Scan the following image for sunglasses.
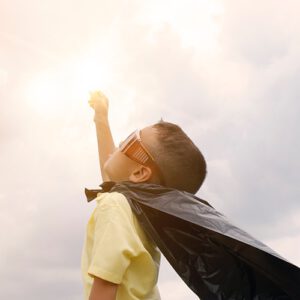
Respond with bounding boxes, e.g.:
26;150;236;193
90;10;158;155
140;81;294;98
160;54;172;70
119;129;165;185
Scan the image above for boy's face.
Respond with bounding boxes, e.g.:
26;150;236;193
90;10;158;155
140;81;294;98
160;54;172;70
103;126;158;183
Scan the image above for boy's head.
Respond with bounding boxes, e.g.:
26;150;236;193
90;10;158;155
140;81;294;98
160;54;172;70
103;120;207;194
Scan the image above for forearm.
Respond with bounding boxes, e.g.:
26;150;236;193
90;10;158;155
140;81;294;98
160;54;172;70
94;114;116;181
89;290;116;300
89;276;118;300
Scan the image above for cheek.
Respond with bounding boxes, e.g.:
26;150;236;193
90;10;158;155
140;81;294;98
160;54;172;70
104;152;133;178
104;153;117;172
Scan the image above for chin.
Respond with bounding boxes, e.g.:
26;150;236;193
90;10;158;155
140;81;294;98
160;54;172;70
103;166;117;182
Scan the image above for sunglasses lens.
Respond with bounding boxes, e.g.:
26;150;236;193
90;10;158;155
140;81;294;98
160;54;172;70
120;131;136;151
118;129;165;184
120;130;149;164
126;143;149;164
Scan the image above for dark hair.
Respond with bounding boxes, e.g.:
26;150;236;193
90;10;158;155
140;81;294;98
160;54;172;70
150;120;207;194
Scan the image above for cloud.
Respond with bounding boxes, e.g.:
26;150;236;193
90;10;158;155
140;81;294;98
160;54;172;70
158;256;197;300
0;68;7;86
220;0;300;64
266;232;300;266
0;0;299;299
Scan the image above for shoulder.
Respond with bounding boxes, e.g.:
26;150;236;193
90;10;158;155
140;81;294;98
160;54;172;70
93;192;133;220
95;191;129;207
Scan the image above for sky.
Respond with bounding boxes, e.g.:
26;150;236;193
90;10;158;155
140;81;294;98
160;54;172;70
0;0;300;299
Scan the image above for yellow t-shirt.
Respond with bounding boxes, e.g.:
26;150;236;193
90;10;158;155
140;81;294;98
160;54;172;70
81;191;161;300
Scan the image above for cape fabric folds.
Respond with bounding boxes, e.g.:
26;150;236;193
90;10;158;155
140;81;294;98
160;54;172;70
85;181;300;300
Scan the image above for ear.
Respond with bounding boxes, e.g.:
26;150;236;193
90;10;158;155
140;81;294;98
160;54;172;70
129;165;152;183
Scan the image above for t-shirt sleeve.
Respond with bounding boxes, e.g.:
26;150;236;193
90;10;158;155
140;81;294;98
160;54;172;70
87;192;141;284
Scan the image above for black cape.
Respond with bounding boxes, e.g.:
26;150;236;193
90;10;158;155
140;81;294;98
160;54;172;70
85;181;300;300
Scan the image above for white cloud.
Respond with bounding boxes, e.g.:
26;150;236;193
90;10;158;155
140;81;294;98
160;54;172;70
159;279;196;300
1;0;299;299
158;256;197;300
265;233;300;266
136;0;223;54
0;69;8;86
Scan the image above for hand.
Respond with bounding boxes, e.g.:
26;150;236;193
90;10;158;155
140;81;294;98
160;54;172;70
89;90;109;118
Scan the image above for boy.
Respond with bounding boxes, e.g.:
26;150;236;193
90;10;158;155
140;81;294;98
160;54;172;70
81;91;207;300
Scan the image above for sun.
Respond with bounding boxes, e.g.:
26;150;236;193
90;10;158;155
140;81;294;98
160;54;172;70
24;53;113;117
71;54;113;101
23;50;136;138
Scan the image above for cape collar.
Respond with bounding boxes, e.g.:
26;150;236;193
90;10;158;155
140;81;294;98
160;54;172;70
85;181;116;202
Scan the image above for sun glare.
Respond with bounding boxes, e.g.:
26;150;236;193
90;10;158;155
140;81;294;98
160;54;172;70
24;53;113;116
0;69;8;87
71;55;112;101
25;73;63;115
23;49;136;137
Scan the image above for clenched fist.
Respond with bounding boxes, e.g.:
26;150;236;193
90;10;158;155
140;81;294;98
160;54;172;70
89;90;109;119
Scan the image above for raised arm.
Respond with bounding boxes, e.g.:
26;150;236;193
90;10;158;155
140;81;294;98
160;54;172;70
89;91;116;182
